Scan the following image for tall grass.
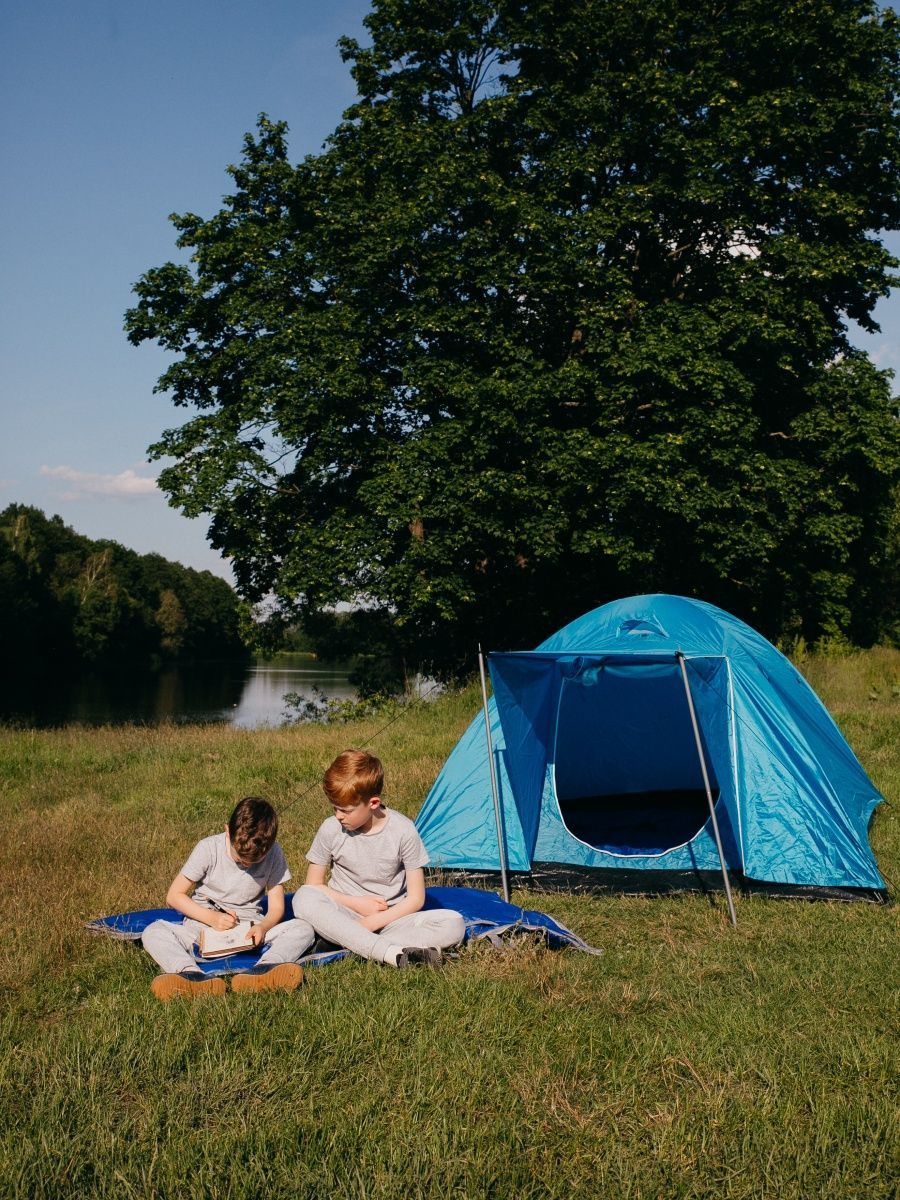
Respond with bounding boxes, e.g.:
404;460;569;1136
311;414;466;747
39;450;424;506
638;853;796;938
1;660;897;1199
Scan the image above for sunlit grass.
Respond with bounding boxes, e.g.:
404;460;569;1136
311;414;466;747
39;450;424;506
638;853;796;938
0;663;897;1198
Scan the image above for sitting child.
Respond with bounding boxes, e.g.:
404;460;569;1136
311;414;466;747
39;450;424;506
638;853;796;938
143;796;314;1000
294;750;465;966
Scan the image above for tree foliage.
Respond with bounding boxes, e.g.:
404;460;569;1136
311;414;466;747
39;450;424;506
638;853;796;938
127;0;900;676
0;505;245;669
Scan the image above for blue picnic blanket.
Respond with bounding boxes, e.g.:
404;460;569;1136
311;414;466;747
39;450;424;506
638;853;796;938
86;886;601;976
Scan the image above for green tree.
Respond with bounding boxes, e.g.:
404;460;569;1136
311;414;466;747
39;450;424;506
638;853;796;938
126;0;900;676
155;588;188;656
0;504;246;669
68;549;133;662
0;506;79;662
0;538;43;664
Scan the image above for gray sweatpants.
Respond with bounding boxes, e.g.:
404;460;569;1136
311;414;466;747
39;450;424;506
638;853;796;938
141;916;315;975
293;885;465;965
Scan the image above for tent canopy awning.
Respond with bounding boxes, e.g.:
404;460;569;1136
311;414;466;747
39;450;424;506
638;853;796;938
489;650;726;666
486;650;732;868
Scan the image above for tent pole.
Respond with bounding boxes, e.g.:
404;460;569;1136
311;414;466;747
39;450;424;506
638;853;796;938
478;645;510;903
676;652;738;927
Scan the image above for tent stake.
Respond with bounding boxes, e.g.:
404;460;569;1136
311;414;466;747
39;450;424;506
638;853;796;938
676;652;738;927
479;645;510;903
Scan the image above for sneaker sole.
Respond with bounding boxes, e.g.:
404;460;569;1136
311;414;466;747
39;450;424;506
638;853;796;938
231;964;304;994
151;974;226;1002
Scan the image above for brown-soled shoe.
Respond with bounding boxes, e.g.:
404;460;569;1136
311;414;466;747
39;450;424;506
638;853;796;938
231;963;304;994
150;972;227;1002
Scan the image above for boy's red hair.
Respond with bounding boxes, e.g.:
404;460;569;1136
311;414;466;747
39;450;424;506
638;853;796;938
323;750;384;807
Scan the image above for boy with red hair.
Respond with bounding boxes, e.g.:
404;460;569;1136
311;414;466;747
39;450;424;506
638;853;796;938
295;750;464;966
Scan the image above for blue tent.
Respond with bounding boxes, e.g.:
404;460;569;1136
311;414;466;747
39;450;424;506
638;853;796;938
416;595;885;895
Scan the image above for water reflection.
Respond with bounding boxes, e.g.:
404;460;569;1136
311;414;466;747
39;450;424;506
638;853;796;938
0;655;355;729
230;659;356;729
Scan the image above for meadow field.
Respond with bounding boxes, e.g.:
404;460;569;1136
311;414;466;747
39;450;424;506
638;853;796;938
1;652;898;1199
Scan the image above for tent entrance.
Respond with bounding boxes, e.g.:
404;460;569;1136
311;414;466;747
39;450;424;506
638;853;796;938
559;790;718;855
552;660;721;857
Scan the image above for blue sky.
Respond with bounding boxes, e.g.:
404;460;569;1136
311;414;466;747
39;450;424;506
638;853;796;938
0;0;369;580
1;0;898;583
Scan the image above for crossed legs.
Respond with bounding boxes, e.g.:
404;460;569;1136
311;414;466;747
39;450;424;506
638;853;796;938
293;885;465;965
142;915;315;975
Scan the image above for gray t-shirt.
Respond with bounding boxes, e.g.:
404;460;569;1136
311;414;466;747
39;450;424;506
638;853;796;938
306;809;429;905
181;833;291;920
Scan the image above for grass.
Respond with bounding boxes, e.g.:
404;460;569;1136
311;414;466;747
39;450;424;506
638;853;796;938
1;659;898;1199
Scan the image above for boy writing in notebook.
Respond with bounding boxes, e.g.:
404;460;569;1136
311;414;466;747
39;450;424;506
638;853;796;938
294;750;465;966
142;796;314;1000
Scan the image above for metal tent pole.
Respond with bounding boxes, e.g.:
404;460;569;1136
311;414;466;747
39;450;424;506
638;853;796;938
478;645;510;903
676;652;738;927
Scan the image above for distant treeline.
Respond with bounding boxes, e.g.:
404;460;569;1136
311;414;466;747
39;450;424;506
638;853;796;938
0;505;246;669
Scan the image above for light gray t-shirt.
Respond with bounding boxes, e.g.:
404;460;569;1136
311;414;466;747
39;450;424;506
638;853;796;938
306;809;429;905
180;833;291;920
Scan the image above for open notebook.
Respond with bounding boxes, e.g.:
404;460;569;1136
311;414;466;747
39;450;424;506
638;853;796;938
197;921;255;959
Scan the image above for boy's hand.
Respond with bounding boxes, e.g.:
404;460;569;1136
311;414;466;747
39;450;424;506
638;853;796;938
247;925;266;947
210;911;238;932
353;895;389;916
359;911;391;932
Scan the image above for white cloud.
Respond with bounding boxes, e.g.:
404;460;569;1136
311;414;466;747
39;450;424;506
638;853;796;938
40;464;160;500
871;343;899;368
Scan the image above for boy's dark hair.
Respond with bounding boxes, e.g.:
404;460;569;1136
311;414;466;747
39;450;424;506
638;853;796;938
323;750;384;807
228;797;278;862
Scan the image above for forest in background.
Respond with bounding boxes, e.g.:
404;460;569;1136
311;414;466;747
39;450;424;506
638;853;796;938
0;504;245;671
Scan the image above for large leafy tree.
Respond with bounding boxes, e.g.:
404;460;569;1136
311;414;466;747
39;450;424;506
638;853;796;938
127;0;900;677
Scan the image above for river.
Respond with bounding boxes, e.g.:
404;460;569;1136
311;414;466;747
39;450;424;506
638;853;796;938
1;654;356;729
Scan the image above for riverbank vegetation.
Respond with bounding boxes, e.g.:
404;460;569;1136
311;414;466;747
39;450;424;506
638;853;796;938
1;649;897;1197
0;504;244;669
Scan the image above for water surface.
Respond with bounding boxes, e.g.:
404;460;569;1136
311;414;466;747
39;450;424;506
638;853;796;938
1;654;355;729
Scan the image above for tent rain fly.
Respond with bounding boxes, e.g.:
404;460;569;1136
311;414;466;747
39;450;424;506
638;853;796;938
416;596;886;899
